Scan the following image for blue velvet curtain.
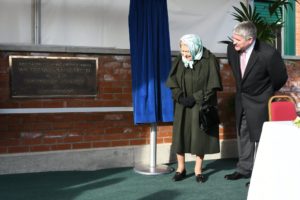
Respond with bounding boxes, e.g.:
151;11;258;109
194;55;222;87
128;0;173;124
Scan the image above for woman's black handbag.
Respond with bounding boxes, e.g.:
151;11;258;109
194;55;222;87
199;103;220;132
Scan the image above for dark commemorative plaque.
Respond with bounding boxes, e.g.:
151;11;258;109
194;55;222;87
9;56;98;98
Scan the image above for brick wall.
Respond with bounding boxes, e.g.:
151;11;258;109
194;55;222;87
0;51;299;154
0;51;174;154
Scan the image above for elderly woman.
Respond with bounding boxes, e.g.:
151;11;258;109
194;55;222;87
166;34;222;183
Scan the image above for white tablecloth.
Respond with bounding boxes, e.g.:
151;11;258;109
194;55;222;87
247;121;300;200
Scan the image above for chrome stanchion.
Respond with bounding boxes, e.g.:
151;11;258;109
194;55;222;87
134;123;173;175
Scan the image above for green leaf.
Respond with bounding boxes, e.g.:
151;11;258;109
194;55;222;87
223;0;299;46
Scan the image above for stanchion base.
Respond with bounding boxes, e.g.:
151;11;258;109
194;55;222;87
134;164;174;175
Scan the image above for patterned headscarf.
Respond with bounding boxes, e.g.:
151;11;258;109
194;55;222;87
180;34;203;69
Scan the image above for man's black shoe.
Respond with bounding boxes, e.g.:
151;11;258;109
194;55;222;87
224;172;251;180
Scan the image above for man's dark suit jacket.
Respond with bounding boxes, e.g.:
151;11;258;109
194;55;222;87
227;40;288;142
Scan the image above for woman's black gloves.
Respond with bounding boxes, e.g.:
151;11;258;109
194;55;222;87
178;96;196;108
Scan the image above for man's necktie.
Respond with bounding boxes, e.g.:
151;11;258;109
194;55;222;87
240;51;247;77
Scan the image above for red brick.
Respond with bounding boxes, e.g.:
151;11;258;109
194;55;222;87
3;116;22;125
0;102;19;108
66;114;89;122
99;93;114;99
66;101;86;107
109;121;134;128
123;87;132;93
43;138;57;144
0;146;7;153
103;61;122;69
85;128;105;135
163;138;172;143
219;127;224;134
0;131;19;139
120;133;144;139
111;140;129;147
83;114;104;121
46;114;75;122
31;123;53;131
102;87;123;93
8;146;29;153
7;124;25;132
156;138;163;144
44;130;68;138
113;93;132;100
82;101;103;107
19;101;43;108
100;100;131;107
157;132;172;137
104;133;126;140
21;138;43;145
105;127;127;134
64;136;83;143
104;114;125;121
52;122;73;129
51;144;72;151
42;101;65;108
84;135;103;141
99;82;114;88
30;145;51;152
92;141;111;148
157;126;173;132
130;139;147;145
72;143;92;149
73;122;94;130
20;115;38;123
0;139;19;146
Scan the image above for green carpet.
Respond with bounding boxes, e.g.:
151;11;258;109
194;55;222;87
0;158;249;200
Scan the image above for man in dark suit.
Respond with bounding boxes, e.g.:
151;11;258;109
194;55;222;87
224;21;288;185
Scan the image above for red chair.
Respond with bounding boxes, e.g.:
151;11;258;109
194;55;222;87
268;95;297;121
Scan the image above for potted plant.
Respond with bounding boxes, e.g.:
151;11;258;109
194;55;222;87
222;1;299;47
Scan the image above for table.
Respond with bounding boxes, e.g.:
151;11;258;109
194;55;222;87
247;121;300;200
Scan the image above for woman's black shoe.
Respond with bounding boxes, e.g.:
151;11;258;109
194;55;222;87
195;174;205;183
172;169;186;181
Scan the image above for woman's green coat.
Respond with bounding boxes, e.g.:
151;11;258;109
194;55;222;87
166;48;223;155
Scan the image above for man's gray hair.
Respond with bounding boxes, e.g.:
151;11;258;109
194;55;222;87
233;21;257;40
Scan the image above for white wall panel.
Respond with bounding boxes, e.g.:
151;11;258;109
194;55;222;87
41;0;130;48
0;0;243;53
168;0;241;53
0;0;32;43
